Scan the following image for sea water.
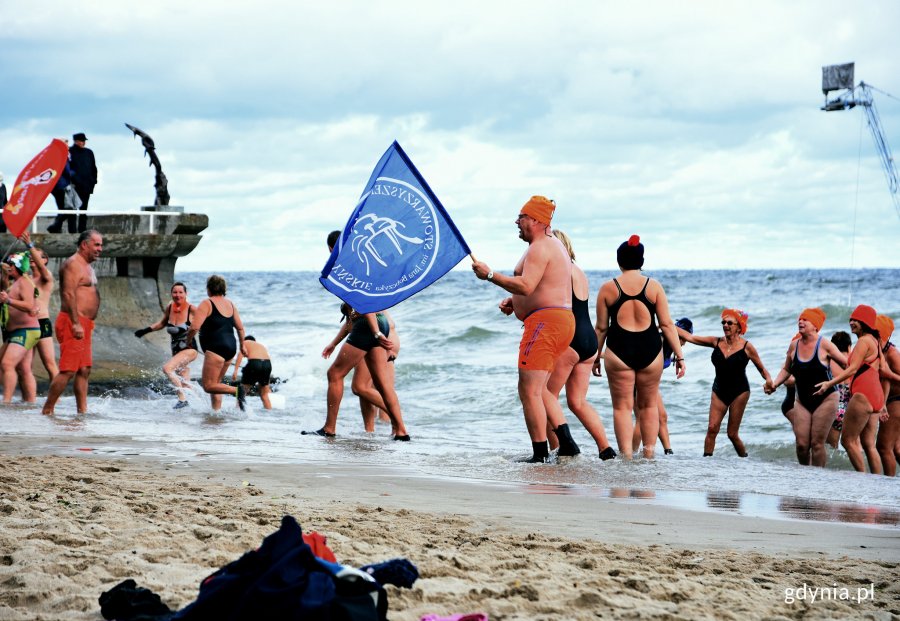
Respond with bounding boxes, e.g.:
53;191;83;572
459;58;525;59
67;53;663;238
3;269;899;525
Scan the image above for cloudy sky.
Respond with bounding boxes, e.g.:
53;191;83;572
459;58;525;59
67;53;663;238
2;1;899;272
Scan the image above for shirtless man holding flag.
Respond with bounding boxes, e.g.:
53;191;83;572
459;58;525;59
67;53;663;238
472;196;580;463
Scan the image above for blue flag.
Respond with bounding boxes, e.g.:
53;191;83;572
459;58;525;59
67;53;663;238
320;141;470;314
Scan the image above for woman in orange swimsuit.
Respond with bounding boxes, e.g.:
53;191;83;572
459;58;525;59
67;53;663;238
814;305;887;473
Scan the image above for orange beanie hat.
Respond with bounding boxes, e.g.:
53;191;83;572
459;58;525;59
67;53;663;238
850;304;877;330
798;308;826;331
722;309;748;335
876;314;894;345
520;195;555;225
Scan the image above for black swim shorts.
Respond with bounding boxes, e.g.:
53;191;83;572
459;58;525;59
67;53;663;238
241;359;272;386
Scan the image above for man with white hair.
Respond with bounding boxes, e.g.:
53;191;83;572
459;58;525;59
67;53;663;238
42;230;103;415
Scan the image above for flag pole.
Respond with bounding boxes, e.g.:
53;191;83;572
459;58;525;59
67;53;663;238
0;238;18;264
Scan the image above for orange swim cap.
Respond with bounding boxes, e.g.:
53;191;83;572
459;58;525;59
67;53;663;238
849;304;877;331
520;195;555;225
798;308;826;331
876;314;894;346
722;309;748;335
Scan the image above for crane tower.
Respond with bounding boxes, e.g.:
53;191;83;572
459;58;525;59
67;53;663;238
821;62;900;219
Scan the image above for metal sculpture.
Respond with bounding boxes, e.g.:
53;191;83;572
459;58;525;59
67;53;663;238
125;123;170;206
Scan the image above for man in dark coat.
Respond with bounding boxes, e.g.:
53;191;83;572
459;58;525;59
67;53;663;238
68;132;97;233
0;171;7;233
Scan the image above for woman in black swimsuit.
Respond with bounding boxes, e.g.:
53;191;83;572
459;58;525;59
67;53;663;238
134;282;199;409
593;235;685;459
765;308;847;467
678;309;771;457
544;231;615;460
185;275;248;411
308;307;410;440
319;231;400;434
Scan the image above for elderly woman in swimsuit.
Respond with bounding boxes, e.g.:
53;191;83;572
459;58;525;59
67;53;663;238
765;308;847;467
814;305;889;474
544;230;615;460
134;282;200;409
875;315;900;476
185;275;248;412
593;235;685;459
678;309;771;457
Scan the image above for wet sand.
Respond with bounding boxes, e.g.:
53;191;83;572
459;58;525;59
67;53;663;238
0;445;898;620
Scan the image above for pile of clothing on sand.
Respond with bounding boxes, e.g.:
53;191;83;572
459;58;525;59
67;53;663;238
98;514;487;621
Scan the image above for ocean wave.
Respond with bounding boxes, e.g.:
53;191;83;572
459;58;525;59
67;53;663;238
450;325;503;342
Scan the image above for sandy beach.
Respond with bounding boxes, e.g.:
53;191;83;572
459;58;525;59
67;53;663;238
1;439;898;621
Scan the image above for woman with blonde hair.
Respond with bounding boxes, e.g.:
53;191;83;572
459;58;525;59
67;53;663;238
546;230;615;460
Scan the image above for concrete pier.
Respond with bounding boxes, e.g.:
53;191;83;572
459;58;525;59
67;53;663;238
1;210;208;384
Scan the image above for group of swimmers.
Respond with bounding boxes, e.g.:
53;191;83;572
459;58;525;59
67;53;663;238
468;196;900;475
133;275;275;411
586;237;898;476
0;233;57;405
670;305;899;476
0;230;274;413
766;307;899;476
123;213;900;480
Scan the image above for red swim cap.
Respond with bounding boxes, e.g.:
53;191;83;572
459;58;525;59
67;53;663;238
849;304;877;330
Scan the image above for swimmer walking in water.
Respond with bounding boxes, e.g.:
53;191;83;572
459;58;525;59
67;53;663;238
545;230;615;461
134;282;200;408
473;196;580;463
678;309;771;457
593;235;685;460
765;308;847;467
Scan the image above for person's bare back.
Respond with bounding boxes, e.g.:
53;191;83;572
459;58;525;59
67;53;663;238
243;339;269;360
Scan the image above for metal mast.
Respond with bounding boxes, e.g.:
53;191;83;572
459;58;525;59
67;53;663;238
822;63;900;218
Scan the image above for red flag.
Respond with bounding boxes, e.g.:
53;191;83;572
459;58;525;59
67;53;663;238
3;138;69;237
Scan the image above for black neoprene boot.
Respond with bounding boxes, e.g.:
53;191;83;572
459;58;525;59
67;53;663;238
554;423;581;457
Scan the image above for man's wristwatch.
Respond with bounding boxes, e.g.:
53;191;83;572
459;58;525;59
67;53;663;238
375;331;384;339
486;271;494;281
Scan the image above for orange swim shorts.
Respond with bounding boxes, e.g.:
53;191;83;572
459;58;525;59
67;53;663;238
56;314;95;373
518;308;575;371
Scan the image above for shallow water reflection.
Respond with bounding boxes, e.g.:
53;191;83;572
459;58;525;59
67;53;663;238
519;482;900;528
